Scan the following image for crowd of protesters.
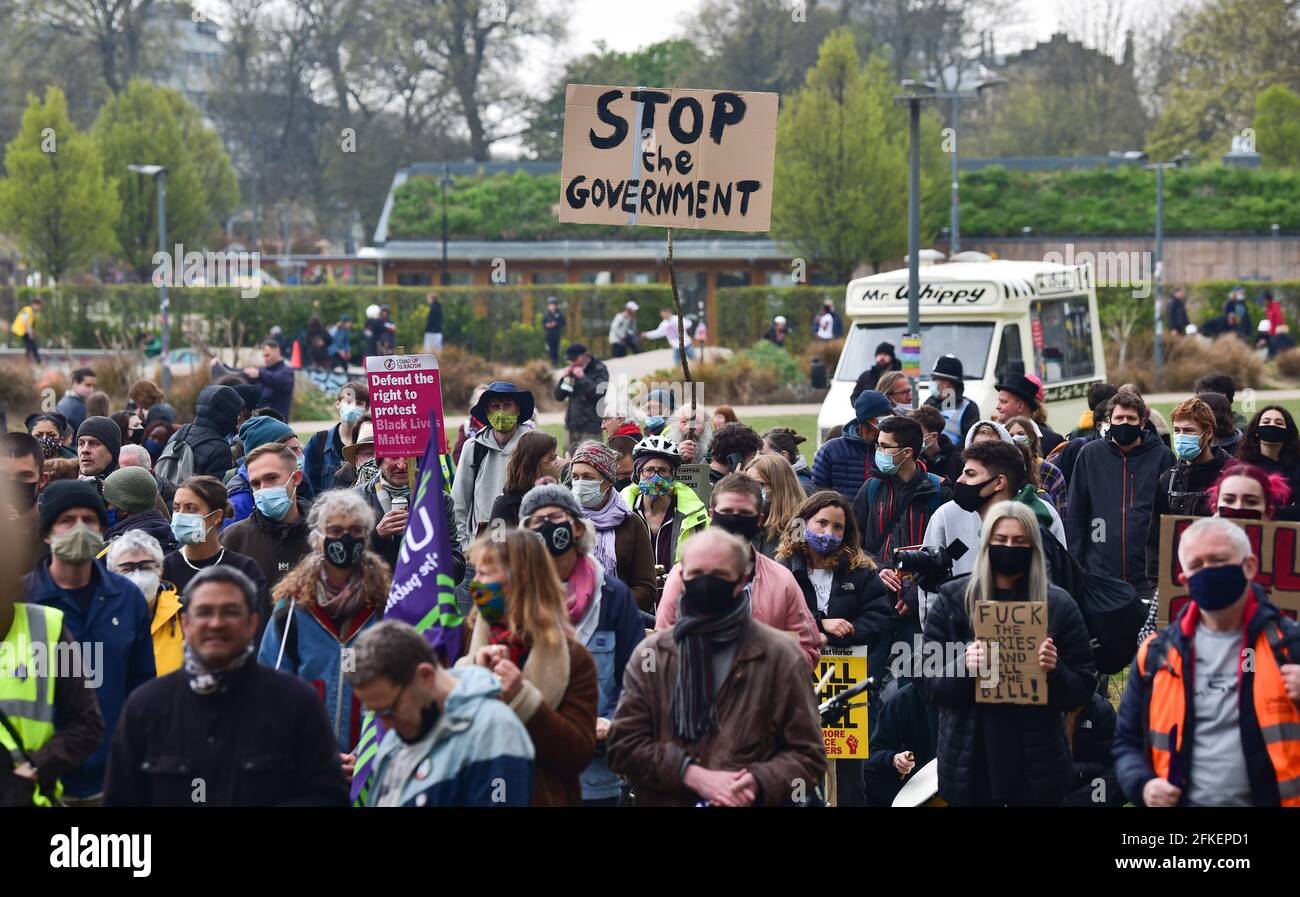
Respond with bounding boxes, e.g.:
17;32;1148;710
4;312;1300;812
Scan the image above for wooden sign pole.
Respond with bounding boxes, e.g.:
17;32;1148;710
395;346;418;491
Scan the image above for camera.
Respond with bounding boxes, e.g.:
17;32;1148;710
892;540;966;593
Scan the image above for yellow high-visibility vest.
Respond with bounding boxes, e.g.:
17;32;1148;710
0;603;64;807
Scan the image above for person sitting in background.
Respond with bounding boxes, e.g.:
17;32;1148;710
707;422;762;485
488;430;560;530
742;453;806;559
761;427;814;494
106;530;183;676
910;404;962;487
102;467;177;553
1237;405;1300;506
566;442;656;613
1004;416;1067;519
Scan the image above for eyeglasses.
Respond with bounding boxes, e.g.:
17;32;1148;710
115;561;161;575
188;605;250;622
640;466;673;477
373;684;407;719
524;511;570;528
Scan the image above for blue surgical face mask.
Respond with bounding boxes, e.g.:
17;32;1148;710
254;484;293;520
572;478;607;509
875;447;904;476
340;403;363;424
295;452;306;472
171;511;214;545
646;415;667;431
1174;433;1204;461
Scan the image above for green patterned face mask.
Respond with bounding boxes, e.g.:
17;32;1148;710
487;410;518;432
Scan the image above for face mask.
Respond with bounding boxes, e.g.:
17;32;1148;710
533;519;574;557
470;579;506;624
1257;424;1288;444
1218;506;1263;520
572;478;606;509
49;522;102;564
804;528;843;554
487;410;518;432
988;545;1034;577
124;570;161;601
953;477;996;513
1173;434;1204;461
145;438;164;457
295;452;306;472
254;484;293;520
38;435;61;459
1186;563;1249;611
1108;422;1142;446
640;474;673;498
713;511;761;541
645;415;667;432
172;511;213;545
760;488;771;515
340;404;363;424
923;435;938;455
324;533;366;568
10;481;37;512
615;477;633;493
681;573;740;617
875;448;905;476
397;701;442;745
1011;434;1029;446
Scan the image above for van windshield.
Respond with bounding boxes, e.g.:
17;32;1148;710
836;322;995;382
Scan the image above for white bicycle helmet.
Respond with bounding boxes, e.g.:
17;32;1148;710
633;434;681;462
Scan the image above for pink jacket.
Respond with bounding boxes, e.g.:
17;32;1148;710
655;550;823;668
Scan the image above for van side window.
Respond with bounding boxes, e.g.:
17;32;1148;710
1032;299;1095;382
995;323;1022;379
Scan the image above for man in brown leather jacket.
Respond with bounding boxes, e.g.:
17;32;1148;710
607;529;826;806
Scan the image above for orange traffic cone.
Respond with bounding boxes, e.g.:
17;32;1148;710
290;339;303;369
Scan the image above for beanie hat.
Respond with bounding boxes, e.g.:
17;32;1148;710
520;483;583;521
77;415;122;460
234;384;263;413
38;479;108;536
239;415;295;454
102;466;160;513
853;390;892;425
571;440;619;481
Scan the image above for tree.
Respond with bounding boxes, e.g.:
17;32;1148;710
773;29;942;280
1145;0;1300;161
17;0;158;94
163;90;240;232
1256;84;1300;168
93;80;209;276
688;0;840;96
0;87;120;281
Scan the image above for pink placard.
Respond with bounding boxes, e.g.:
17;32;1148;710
365;354;447;457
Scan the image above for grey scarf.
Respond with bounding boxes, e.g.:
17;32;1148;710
183;641;254;695
671;594;751;742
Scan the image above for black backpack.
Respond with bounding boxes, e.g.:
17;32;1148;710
1039;525;1145;674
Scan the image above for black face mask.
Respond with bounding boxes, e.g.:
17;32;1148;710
10;480;37;512
397;700;441;745
324;533;366;568
1257;424;1288;445
534;519;574;557
614;477;633;493
1218;506;1263;520
988;545;1034;577
1109;423;1142;446
953;477;996;513
712;511;761;541
682;573;741;616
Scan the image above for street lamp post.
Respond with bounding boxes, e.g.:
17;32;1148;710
128;164;169;390
441;164;451;287
894;81;937;405
928;79;1005;256
1145;150;1191;390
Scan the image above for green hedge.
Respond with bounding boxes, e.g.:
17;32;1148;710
928;165;1300;237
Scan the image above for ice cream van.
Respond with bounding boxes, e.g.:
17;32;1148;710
817;256;1106;445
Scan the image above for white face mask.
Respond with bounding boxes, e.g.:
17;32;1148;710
572;478;607;509
124;570;161;601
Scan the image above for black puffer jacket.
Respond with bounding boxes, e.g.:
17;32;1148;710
181;385;242;478
554;356;609;433
782;550;892;649
922;576;1096;806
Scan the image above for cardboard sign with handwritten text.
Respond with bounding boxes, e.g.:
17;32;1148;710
973;600;1048;705
1157;515;1300;627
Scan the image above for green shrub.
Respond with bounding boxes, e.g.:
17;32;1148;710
499;323;545;364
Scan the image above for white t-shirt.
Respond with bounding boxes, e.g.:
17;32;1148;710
809;567;834;614
817;312;835;340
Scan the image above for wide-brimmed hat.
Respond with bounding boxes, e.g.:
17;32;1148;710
342;420;374;465
930;354;964;382
994;372;1040;411
470;381;535;426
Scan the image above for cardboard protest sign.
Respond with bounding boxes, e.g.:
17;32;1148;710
675;463;712;507
365;354;448;457
558;84;778;231
973;601;1048;705
1157;515;1300;627
812;646;869;758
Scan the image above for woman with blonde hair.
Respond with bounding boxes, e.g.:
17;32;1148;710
744;453;810;558
924;501;1095;806
258;489;391;757
460;527;598;807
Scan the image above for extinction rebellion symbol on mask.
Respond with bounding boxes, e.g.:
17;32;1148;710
551;527;571;553
328;542;347;565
